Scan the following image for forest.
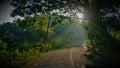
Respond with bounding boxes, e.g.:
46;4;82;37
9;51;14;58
0;0;120;68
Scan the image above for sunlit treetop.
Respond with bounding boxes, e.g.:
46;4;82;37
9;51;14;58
10;0;78;17
11;0;120;19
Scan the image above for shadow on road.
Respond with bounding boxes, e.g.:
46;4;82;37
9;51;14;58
84;51;119;68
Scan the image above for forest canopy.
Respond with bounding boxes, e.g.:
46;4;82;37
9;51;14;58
0;0;120;68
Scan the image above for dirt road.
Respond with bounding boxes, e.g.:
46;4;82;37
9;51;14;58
23;44;114;68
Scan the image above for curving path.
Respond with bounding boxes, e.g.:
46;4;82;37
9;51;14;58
23;43;114;68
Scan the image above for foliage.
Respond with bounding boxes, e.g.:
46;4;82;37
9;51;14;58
10;0;120;50
83;20;120;62
83;20;112;53
103;16;120;32
0;13;74;68
109;31;120;49
0;0;119;67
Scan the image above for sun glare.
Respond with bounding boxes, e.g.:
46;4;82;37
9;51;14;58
77;13;84;19
76;12;84;24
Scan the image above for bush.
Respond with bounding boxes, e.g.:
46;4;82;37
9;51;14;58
83;21;112;56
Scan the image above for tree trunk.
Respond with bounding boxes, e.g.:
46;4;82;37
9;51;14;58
45;15;50;43
84;0;115;47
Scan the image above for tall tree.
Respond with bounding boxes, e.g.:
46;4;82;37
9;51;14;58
11;0;120;45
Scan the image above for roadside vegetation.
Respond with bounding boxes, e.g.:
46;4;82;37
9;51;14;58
0;14;74;68
82;20;120;63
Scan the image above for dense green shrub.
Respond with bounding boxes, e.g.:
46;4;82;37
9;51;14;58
83;21;112;55
0;14;73;68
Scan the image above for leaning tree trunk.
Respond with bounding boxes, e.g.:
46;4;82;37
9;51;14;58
84;0;115;47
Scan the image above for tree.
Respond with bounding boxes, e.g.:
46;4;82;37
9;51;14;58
11;0;120;46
